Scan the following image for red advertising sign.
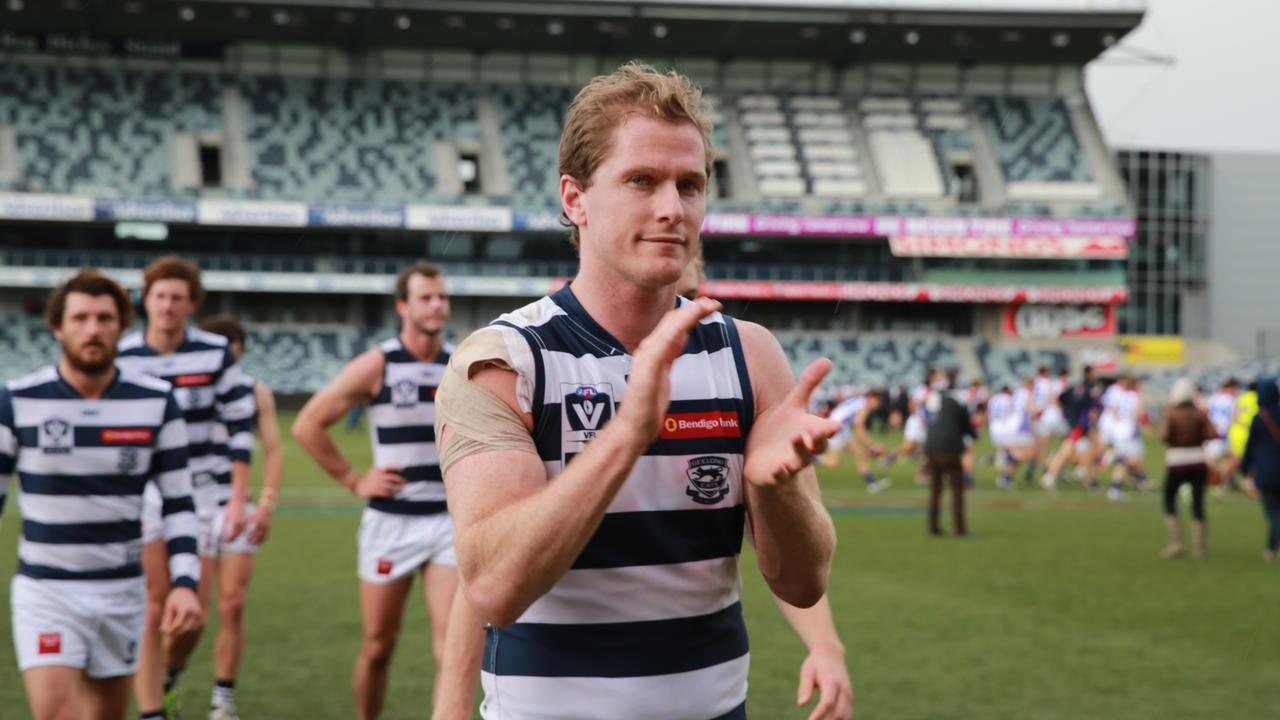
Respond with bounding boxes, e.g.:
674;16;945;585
1002;304;1117;339
889;235;1128;260
696;280;1128;305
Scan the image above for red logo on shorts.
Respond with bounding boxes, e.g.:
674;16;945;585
376;559;393;576
38;633;61;655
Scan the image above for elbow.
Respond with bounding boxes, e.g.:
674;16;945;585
773;577;828;610
290;419;312;446
462;573;529;628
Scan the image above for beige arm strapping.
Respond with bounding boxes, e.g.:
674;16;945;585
436;329;539;477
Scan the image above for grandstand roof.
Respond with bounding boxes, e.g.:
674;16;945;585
6;0;1143;63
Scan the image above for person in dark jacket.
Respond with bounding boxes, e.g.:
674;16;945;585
924;370;976;536
1242;375;1280;562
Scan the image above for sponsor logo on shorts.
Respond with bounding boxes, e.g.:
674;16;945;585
101;428;154;444
661;411;741;440
376;559;393;576
685;456;731;505
174;373;213;387
38;633;61;655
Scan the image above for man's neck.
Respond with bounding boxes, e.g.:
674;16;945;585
58;359;116;399
145;325;186;355
400;326;444;363
571;264;678;353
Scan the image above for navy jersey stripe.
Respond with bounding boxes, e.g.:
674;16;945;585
166;536;198;557
19;472;149;496
367;499;448;516
150;447;188;474
23;518;141;544
721;316;756;438
711;701;748;720
182;405;217;425
19;560;142;581
485;601;748;678
371;384;440;407
11;381;168;402
572;506;745;570
400;465;444;482
375;425;436;445
161;496;196;516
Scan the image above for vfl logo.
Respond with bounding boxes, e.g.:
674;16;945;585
685;456;731;505
391;379;418;408
564;384;614;432
40;417;72;455
118;447;139;473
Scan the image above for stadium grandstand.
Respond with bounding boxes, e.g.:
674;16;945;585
0;0;1255;401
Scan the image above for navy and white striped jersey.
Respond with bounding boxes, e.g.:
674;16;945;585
365;337;452;516
0;366;199;591
116;327;255;517
478;285;752;720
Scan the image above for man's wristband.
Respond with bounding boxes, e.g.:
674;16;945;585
258;488;278;510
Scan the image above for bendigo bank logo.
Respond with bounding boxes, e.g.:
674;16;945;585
685;456;731;505
564;384;614;433
661;411;741;440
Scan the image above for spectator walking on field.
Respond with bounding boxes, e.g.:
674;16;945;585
1157;379;1219;559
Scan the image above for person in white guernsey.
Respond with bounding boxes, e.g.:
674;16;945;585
116;257;257;720
292;262;458;720
1;269;203;720
433;63;840;720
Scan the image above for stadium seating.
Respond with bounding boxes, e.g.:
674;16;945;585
0;63;221;196
974;95;1102;201
240;76;477;205
493;84;575;208
776;332;960;389
974;340;1071;392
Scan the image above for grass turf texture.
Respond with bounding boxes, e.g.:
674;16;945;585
1;412;1278;718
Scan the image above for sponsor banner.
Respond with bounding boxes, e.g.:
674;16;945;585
1076;346;1122;375
1119;335;1184;365
698;213;1135;239
1002;304;1117;339
309;205;404;229
196;199;307;227
405;205;512;232
0;193;95;222
576;278;1124;303
890;235;1128;259
173;374;213;388
97;198;197;224
512;208;564;232
700;280;1128;304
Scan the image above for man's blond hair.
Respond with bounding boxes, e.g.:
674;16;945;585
558;62;714;250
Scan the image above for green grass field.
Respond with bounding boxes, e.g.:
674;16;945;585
2;413;1278;718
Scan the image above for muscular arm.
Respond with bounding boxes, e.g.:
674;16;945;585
443;299;722;627
738;320;837;609
431;587;486;720
253;382;284;498
292;349;382;492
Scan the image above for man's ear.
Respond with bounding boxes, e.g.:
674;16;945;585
561;174;588;229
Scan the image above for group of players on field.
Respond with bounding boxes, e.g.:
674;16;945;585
816;365;1260;501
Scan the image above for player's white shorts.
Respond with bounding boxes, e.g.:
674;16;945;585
904;415;927;443
358;508;456;584
1035;406;1070;438
141;472;221;547
11;576;145;678
204;502;260;558
1111;436;1146;462
1205;438;1231;461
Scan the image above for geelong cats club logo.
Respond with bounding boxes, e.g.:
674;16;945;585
685;456;730;505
